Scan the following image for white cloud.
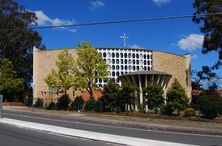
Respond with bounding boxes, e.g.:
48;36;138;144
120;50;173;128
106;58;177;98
153;0;171;6
130;44;143;49
89;1;105;10
191;54;198;59
34;10;77;33
178;34;204;51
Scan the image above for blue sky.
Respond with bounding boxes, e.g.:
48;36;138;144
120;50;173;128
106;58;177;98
17;0;220;77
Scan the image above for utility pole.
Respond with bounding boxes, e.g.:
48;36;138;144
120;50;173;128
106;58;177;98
0;95;3;119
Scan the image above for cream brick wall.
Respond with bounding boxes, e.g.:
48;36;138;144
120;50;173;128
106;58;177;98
152;51;191;98
34;48;78;103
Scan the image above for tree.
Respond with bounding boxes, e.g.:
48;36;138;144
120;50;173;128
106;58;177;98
0;0;42;98
102;81;122;112
193;0;222;85
166;79;189;115
197;90;222;119
144;83;164;114
120;83;139;112
0;58;24;102
76;42;109;98
45;49;78;94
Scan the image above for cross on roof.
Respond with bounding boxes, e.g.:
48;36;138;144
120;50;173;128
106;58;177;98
120;33;129;48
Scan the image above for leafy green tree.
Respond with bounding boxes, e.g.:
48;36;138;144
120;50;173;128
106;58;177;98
120;83;139;112
102;81;122;112
0;0;42;98
45;49;78;94
193;0;222;84
198;90;222;119
0;58;24;102
166;79;189;115
76;42;109;98
144;83;164;114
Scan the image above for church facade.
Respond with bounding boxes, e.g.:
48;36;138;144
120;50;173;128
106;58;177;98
33;47;191;104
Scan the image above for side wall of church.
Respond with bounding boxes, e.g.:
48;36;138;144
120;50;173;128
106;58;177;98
152;51;191;98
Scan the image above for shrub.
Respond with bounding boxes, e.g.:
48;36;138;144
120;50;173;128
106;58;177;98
198;92;222;119
56;94;71;110
70;96;84;111
144;83;164;114
161;104;174;115
166;79;189;115
137;103;145;113
85;98;96;111
24;96;33;106
184;108;195;117
190;95;200;110
102;81;121;112
34;98;44;108
47;101;56;110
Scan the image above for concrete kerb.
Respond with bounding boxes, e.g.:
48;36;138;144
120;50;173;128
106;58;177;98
3;108;222;136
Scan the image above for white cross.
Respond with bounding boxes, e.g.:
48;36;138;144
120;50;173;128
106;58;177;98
120;33;129;48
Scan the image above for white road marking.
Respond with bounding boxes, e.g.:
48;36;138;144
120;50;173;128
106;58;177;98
0;118;195;146
3;113;222;138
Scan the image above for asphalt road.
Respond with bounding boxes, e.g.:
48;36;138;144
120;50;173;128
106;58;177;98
2;111;222;146
0;123;114;146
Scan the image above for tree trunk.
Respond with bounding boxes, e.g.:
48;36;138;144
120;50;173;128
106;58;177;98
87;81;93;99
82;81;93;111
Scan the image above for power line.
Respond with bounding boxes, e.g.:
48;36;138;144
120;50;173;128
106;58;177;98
1;13;222;31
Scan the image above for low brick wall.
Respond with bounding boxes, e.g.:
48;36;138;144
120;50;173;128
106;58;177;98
3;102;24;106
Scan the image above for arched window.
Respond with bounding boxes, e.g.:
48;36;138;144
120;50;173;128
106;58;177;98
116;72;120;76
112;65;115;70
116;65;119;70
132;54;135;58
128;59;131;64
124;53;127;58
116;59;119;64
112;53;115;58
103;52;106;58
144;54;146;59
112;59;115;64
129;66;132;70
116;53;119;58
128;53;131;58
124;59;127;64
107;52;111;57
136;54;139;58
112;72;115;76
148;61;150;65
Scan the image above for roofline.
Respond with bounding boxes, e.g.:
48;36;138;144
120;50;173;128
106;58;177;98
36;47;189;58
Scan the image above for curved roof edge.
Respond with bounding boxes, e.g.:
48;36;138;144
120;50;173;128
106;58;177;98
120;70;171;76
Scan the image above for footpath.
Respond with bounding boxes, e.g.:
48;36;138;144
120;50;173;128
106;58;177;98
2;106;222;136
